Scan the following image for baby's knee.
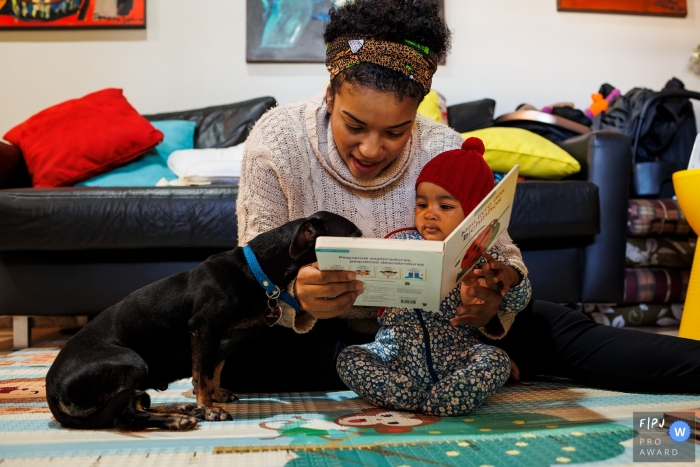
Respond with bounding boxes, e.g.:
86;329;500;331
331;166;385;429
336;346;366;377
473;345;511;379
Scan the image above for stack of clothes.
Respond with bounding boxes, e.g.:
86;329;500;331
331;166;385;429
581;199;695;328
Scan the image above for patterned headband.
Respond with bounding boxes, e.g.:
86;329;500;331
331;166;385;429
325;36;439;96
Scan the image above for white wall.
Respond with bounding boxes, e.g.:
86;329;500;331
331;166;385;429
1;0;699;136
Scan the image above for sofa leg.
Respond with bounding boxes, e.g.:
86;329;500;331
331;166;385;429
12;316;31;350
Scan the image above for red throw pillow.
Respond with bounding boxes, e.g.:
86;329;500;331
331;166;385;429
0;141;22;187
3;89;163;188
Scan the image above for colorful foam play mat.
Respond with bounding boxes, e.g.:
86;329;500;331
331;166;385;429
1;343;698;466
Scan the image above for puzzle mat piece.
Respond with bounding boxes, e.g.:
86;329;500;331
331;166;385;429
0;424;635;466
0;349;59;368
0;397;637;464
1;347;699;466
0;451;296;467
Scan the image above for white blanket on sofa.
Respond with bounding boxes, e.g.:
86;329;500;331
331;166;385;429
156;144;245;186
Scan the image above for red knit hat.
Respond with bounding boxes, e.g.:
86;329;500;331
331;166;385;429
415;137;494;214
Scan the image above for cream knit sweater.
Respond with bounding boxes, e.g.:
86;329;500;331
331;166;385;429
237;88;528;334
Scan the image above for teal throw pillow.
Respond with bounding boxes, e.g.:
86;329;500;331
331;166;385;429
76;120;196;187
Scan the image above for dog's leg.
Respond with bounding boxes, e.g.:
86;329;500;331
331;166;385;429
116;392;198;431
189;315;230;421
211;361;238;403
146;403;200;417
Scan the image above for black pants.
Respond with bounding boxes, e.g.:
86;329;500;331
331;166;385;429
482;300;700;393
221;300;700;394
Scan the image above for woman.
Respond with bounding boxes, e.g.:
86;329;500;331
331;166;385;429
223;0;700;394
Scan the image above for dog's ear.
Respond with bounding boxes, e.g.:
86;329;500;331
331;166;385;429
290;220;321;259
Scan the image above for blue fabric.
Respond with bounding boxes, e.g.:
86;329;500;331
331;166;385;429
76;120;196;187
243;245;300;313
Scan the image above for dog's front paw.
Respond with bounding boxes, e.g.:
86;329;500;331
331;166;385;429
213;388;239;403
203;406;230;421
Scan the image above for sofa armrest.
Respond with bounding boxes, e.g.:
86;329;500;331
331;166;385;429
447;99;496;133
559;131;632;302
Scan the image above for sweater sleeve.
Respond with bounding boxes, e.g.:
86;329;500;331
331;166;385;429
236;124;319;333
236;144;290;246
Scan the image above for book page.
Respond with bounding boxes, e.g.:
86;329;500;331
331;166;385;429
316;237;445;311
440;166;519;299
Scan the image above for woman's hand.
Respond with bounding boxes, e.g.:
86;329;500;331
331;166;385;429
451;253;521;328
294;263;364;319
474;252;522;296
452;259;503;328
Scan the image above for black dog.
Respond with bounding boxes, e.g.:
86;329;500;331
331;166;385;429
46;211;361;431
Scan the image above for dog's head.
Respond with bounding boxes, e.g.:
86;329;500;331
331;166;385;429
289;211;362;261
247;212;361;286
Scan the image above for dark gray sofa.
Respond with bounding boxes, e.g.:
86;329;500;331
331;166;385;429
0;97;631;348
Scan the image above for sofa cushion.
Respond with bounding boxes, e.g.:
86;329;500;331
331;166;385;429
3;89;164;188
76;120;196;187
144;96;277;149
447;99;495;133
417;90;448;125
0;187;238;251
509;181;599;241
462;127;581;179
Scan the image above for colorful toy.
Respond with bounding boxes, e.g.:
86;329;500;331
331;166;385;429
585;88;621;119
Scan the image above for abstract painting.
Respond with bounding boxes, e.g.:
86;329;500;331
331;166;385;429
247;0;445;63
557;0;686;17
0;0;146;29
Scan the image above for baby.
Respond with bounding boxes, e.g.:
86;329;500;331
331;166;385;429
336;138;532;416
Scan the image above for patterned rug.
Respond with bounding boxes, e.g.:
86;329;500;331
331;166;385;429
1;342;698;466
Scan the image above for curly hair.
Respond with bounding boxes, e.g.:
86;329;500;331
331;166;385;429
324;0;450;103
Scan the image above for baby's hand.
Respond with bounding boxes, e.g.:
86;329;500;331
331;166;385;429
473;252;522;296
455;260;501;328
459;274;488;306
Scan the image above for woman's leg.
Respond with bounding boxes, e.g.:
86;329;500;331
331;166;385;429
481;300;700;393
422;344;510;416
337;345;425;411
219;318;373;392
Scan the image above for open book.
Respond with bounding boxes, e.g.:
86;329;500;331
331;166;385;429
315;165;520;312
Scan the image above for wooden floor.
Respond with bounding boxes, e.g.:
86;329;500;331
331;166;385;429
0;327;65;356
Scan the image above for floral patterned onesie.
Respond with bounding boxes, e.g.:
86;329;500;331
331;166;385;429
336;229;532;416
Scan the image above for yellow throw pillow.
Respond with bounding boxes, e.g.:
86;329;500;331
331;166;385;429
461;127;581;179
417;90;448;125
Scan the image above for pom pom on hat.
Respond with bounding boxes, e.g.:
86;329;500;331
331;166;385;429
416;137;493;214
462;137;485;154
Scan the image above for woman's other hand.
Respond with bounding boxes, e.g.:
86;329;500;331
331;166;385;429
474;252;522;296
452;257;503;328
294;263;364;319
450;253;519;328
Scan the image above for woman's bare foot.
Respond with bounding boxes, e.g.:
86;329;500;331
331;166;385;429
508;359;521;383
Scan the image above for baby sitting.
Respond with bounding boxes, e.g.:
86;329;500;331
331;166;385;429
336;138;532;416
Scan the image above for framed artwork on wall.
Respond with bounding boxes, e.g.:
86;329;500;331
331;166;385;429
247;0;445;63
0;0;146;29
557;0;686;17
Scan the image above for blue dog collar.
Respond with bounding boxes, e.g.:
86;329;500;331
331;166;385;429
243;245;300;314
